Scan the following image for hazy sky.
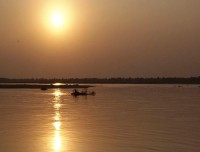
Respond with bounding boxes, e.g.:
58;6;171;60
0;0;200;78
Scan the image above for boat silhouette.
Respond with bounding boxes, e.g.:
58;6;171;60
71;89;96;96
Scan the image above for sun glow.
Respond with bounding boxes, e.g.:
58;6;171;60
51;11;64;28
41;4;73;36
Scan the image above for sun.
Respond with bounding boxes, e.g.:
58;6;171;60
51;11;65;28
41;5;72;34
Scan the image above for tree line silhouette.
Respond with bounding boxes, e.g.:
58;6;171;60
0;76;200;84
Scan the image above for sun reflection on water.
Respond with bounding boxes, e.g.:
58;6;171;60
53;121;61;131
54;111;60;121
52;89;63;152
54;103;61;110
54;130;61;152
53;89;64;97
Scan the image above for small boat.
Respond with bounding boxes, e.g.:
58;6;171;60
40;87;48;91
71;89;96;96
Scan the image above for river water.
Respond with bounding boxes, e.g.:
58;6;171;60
0;84;200;152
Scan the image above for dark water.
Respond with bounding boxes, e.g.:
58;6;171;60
0;84;200;152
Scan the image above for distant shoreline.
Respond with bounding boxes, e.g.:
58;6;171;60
0;77;200;84
0;84;93;89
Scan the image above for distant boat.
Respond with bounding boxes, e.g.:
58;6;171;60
71;89;96;96
40;87;48;91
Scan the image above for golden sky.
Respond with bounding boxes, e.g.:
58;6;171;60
0;0;200;78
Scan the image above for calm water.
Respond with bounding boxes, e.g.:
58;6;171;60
0;84;200;152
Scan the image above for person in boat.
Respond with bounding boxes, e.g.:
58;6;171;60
73;89;79;94
81;88;88;93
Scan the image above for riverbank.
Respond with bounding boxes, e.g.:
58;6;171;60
0;84;93;89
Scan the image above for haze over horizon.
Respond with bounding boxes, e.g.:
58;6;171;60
0;0;200;78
